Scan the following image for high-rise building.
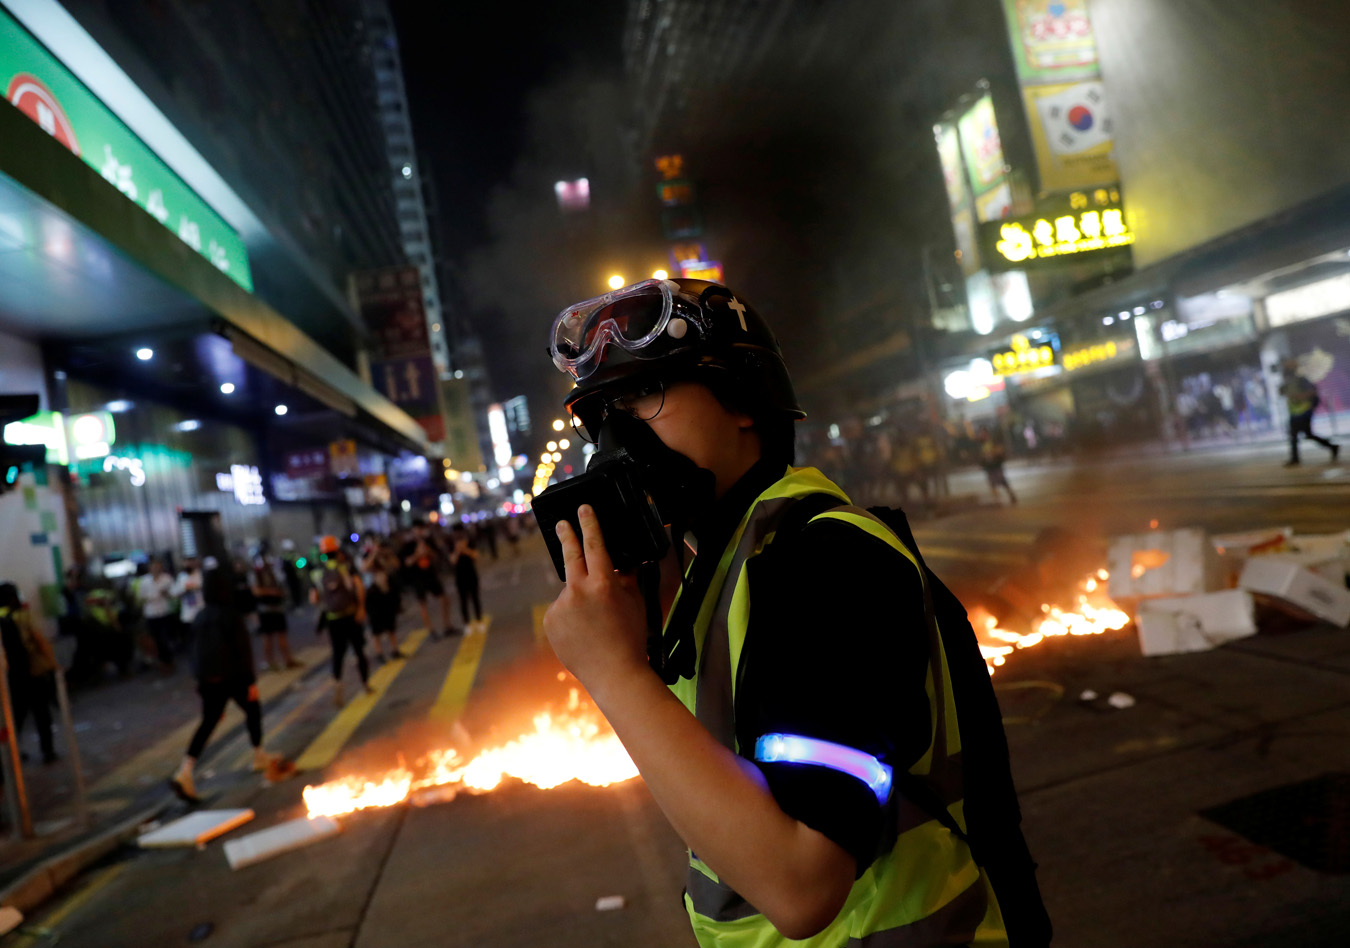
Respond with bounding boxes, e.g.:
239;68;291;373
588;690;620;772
361;0;450;375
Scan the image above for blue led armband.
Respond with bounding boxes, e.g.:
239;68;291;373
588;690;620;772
753;733;893;805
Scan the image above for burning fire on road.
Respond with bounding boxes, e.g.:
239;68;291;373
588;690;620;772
302;684;638;819
973;568;1130;675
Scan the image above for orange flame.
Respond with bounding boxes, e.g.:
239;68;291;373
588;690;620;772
301;688;638;819
973;568;1130;675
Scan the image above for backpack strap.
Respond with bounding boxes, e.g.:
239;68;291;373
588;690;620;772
764;495;972;847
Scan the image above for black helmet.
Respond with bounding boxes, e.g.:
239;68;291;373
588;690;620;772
549;278;803;424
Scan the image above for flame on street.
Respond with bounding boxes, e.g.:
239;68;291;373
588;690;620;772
302;687;638;819
974;568;1130;675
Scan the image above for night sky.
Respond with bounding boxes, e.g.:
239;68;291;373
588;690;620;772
389;1;627;260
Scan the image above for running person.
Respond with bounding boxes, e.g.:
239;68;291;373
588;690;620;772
171;566;278;802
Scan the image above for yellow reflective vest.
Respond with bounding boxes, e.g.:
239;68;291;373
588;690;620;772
667;465;1008;947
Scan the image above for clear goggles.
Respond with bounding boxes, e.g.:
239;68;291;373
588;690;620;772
549;279;689;381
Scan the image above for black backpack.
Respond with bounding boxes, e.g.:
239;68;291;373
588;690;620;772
774;494;1053;947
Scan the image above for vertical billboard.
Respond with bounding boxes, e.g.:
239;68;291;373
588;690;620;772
350;266;445;444
936;121;982;275
956;95;1012;223
438;377;483;473
1001;0;1099;83
1023;81;1118;192
1001;0;1119;194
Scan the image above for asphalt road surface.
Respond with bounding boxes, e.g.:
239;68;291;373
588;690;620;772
5;440;1350;948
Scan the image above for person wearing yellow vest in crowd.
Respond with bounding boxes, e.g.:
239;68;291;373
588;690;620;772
1278;356;1338;467
542;278;1050;946
310;536;372;707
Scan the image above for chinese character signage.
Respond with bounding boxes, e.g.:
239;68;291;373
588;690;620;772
1062;335;1137;372
350;266;448;445
991;332;1059;377
1001;0;1100;84
980;190;1133;268
0;10;252;290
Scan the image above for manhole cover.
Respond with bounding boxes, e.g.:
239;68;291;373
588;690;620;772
1201;772;1350;873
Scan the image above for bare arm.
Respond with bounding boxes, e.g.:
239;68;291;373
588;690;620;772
544;506;853;938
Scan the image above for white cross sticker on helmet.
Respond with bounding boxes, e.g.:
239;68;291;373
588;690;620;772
728;297;747;331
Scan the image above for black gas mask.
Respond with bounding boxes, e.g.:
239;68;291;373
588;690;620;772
534;405;714;682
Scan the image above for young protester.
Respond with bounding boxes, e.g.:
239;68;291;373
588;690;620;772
542;278;1049;947
170;565;277;802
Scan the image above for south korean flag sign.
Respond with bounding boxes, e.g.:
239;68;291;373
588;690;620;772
1035;80;1113;156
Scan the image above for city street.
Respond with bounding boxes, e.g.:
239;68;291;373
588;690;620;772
2;443;1348;947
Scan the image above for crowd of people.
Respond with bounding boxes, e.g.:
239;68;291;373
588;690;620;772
802;416;1024;511
1;511;524;796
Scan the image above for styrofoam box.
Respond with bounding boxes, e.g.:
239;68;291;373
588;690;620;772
1135;589;1257;656
1210;527;1293;556
1108;528;1223;600
139;809;255;848
1239;557;1350;627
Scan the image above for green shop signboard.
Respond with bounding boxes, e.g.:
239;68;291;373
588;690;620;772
0;9;252;291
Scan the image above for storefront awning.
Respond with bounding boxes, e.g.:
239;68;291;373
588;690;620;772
0;102;428;452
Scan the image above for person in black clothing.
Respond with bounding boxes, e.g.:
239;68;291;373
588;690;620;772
311;541;372;707
450;526;483;629
251;556;300;671
541;278;1049;945
479;518;499;560
281;549;305;609
399;521;454;639
171;566;277;803
364;561;403;662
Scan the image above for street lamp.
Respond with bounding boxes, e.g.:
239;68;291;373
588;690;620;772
552;419;565;431
652;269;668;280
608;274;625;290
559;438;569;450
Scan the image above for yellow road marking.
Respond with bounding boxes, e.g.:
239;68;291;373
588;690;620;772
428;617;490;725
532;602;549;646
11;863;126;946
293;628;429;772
89;645;328;796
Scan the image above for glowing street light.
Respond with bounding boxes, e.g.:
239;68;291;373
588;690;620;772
552;419;565;432
652;269;669;280
546;441;558;452
220;382;235;395
559;439;570;450
135;347;153;361
608;274;625;290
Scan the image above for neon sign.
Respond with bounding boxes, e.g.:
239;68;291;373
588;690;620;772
1063;336;1135;372
991;334;1056;377
102;454;145;486
980;189;1133;268
2;410;115;464
216;464;265;505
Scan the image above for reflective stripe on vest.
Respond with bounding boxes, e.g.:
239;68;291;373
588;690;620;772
667;466;1007;947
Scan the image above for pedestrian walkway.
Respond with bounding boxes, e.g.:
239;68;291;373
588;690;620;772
0;604;332;888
